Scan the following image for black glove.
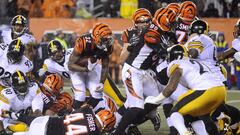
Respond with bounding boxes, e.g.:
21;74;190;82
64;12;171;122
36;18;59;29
129;35;140;47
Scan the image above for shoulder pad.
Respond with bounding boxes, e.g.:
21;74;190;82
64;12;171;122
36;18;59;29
1;88;16;100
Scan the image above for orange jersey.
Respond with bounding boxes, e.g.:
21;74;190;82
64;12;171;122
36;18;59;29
74;34;113;59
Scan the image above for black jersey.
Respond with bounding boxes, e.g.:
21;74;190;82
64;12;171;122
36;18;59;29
63;106;100;135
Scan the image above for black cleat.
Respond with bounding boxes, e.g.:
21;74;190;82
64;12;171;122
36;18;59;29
150;113;161;131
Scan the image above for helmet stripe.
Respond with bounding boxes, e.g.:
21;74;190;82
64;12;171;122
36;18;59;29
16;69;23;81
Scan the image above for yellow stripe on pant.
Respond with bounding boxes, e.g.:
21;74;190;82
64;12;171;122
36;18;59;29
103;75;126;107
173;86;226;117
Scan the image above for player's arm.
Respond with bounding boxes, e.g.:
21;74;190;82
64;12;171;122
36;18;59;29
162;67;182;97
31;88;44;117
120;43;130;64
145;65;182;104
100;56;109;83
217;48;237;61
120;30;131;64
68;38;89;72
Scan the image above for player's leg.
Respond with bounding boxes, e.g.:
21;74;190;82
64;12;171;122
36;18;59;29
114;67;144;135
70;72;87;109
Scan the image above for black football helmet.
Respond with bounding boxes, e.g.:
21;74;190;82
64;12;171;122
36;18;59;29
233;19;240;38
11;15;28;36
167;45;185;62
189;19;209;35
47;40;65;63
11;70;29;96
7;39;25;64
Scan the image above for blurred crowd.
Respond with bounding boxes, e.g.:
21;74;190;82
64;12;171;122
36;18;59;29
1;0;240;19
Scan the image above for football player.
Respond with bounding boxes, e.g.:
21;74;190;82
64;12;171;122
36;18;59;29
0;15;35;45
38;40;72;79
39;40;122;115
146;45;226;135
0;70;43;134
3;105;116;135
68;23;115;110
218;19;240;62
175;1;197;44
185;19;240;135
40;73;73;116
120;8;161;131
114;8;178;134
0;39;33;91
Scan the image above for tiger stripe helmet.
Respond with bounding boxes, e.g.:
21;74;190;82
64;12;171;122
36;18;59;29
167;3;181;15
132;8;152;24
43;74;64;97
179;1;197;22
92;23;113;49
96;109;116;132
153;7;177;31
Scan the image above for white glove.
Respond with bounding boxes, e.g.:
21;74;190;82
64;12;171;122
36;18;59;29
87;58;97;71
145;93;166;105
234;52;240;63
95;83;104;93
38;68;47;76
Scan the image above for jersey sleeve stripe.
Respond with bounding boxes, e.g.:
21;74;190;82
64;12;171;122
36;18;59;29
169;64;180;76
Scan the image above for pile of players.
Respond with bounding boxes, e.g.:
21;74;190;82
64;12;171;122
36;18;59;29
0;1;240;135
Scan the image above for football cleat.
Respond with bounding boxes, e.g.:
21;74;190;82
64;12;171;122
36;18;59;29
149;113;161;131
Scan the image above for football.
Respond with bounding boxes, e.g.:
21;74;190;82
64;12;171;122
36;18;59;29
76;57;89;67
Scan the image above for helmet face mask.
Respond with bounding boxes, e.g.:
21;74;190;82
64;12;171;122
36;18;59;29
12;71;28;96
48;40;65;63
189;20;209;35
11;15;27;36
167;45;184;62
92;23;113;51
96;35;114;51
133;8;152;32
7;39;25;64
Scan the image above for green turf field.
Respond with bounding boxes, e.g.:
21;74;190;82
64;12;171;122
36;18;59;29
138;90;240;135
64;83;240;134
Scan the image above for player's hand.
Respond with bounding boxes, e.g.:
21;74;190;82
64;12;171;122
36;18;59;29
95;83;104;93
38;68;47;76
234;52;240;63
129;35;140;47
87;58;97;71
145;96;161;105
1;110;19;120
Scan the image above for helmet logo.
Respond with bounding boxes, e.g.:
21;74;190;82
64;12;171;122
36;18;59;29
14;39;21;52
50;41;57;52
16;70;25;84
16;16;22;24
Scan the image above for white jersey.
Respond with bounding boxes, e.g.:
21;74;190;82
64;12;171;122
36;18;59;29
167;58;224;90
232;38;240;52
0;29;35;46
0;82;43;121
185;34;226;81
43;48;73;79
0;48;33;87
